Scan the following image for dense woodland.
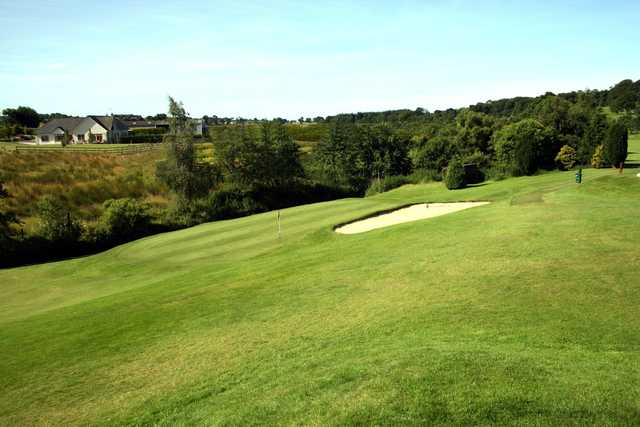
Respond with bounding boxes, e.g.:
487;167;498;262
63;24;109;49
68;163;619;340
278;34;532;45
0;79;638;267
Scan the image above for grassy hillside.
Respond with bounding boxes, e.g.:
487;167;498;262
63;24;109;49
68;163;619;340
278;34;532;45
0;135;639;425
0;149;168;229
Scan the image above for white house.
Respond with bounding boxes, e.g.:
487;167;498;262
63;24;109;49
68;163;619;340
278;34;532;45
35;116;128;144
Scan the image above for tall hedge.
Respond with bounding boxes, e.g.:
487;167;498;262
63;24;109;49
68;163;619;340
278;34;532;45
603;121;628;169
444;157;466;190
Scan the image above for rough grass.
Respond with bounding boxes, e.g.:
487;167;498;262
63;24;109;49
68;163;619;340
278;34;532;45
0;136;639;426
0;150;168;228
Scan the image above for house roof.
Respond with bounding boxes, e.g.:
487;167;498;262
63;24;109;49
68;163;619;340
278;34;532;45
124;120;157;128
89;116;128;132
35;117;84;135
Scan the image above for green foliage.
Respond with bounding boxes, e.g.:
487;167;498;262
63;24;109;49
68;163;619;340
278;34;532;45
410;132;455;172
99;198;152;241
555;145;577;170
454;110;496;156
603;121;629;169
607;79;639;112
444;157;466;190
365;175;412;197
314;122;411;193
157;97;220;201
284;123;329;142
494;119;556;176
214;121;304;188
2;106;40;128
578;112;607;164
61;130;71;147
0;182;19;242
36;196;83;242
591;144;604;169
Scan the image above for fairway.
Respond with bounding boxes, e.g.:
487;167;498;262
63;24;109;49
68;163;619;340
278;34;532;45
1;136;639;425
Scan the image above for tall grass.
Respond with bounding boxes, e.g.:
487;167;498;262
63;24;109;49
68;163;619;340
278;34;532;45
0;150;169;228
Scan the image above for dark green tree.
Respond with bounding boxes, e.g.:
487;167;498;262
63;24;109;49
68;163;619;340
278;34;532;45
2;106;40;128
0;182;19;242
494;119;556;176
577;111;607;164
603;121;628;170
214;121;303;188
100;198;152;241
36;197;82;242
444;157;466;190
608;79;638;112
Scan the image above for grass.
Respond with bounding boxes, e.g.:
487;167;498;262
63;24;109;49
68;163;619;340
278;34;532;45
0;149;168;229
0;135;639;425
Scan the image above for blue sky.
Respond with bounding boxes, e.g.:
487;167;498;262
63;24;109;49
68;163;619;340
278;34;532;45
1;0;639;119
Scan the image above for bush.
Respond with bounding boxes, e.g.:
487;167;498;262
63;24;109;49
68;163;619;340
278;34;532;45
591;144;604;169
36;196;83;242
365;176;411;197
99;198;152;242
555;145;577;170
603;121;628;169
444;158;466;190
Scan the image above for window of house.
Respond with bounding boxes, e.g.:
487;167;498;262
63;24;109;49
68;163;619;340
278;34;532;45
96;134;103;143
41;136;49;142
77;134;84;142
55;135;63;142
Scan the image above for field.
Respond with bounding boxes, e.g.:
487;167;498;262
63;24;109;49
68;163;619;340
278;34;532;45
0;135;639;425
0;148;168;229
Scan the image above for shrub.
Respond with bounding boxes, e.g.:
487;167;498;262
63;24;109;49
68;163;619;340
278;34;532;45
444;158;466;190
36;196;83;242
591;144;604;169
555;145;577;170
603;121;628;169
365;175;411;197
99;198;152;242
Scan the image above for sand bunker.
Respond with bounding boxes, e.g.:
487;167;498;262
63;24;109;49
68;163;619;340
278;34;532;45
335;202;489;234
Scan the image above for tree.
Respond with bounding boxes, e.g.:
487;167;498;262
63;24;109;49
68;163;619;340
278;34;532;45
577;111;607;164
608;79;638;112
0;182;19;242
2;106;40;128
444;157;466;190
454;109;496;156
99;198;152;241
156;97;220;202
410;131;457;172
555;145;577;170
214;121;303;188
36;197;82;242
603;121;628;170
61;130;71;147
591;145;604;169
494;119;557;176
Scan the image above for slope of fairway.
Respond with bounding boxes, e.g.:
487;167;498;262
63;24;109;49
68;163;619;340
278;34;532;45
1;137;639;425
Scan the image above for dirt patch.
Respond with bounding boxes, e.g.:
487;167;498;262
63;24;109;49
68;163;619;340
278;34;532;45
335;202;490;234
